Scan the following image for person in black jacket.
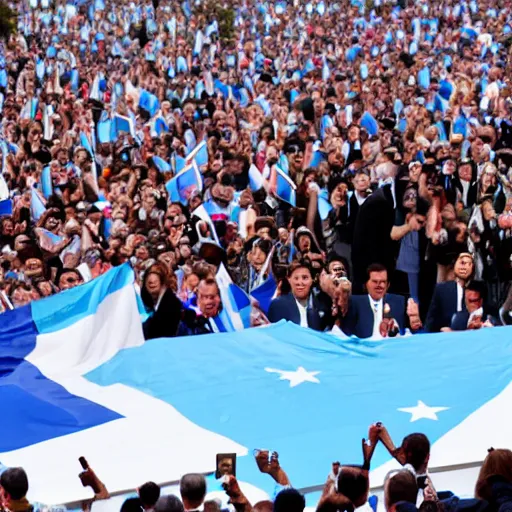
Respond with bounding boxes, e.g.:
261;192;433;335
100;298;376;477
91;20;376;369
351;183;396;294
142;262;183;340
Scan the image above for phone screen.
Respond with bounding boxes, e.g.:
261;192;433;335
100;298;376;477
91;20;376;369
215;453;236;479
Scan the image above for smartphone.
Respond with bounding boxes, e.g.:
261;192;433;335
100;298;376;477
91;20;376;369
78;456;89;470
215;453;236;479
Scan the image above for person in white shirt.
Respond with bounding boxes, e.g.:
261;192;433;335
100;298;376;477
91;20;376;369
268;261;332;331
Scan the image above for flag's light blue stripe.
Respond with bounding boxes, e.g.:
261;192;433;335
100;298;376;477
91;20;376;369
87;322;512;494
32;263;134;334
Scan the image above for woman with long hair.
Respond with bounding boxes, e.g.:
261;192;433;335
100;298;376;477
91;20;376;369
475;448;512;508
141;262;183;340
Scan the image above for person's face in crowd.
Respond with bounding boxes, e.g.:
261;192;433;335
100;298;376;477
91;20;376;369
287;146;304;171
45;215;61;232
158;251;176;272
24;258;44;279
330;182;348;207
57;149;68;166
409;163;422;182
481;201;496;221
481;168;497;190
184;272;199;293
354;173;370;193
278;228;288;244
443;159;457;176
465;289;483;314
327;144;344;167
256;226;271;240
179;238;192;260
11;285;38;308
135;245;150;261
75;149;88;165
454;255;474;281
458;163;472;182
348;125;360;143
402;188;417;210
471;137;485;161
59;271;83;291
328;260;346;278
250;246;267;271
145;272;163;299
298;234;311;253
366;270;389;301
197;282;221;318
189;193;202;211
1;219;14;237
168;204;183;218
37;280;53;297
289;267;313;301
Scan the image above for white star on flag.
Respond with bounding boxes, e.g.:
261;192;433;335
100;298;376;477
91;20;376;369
265;366;321;388
398;400;449;422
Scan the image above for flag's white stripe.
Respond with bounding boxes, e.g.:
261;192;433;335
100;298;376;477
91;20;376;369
4;286;246;506
370;379;512;487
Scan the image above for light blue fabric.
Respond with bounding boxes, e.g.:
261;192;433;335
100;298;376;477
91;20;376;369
87;321;512;494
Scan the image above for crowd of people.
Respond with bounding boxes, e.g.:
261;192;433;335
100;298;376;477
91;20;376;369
2;0;512;338
2;424;512;512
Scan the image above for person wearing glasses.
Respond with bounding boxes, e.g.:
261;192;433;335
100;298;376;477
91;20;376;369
57;268;84;291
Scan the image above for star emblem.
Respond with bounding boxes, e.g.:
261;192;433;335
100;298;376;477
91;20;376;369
265;366;321;388
398;400;449;422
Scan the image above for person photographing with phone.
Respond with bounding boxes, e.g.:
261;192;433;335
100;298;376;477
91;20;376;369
78;457;109;510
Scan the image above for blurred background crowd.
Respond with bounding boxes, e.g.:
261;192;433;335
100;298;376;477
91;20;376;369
1;0;512;336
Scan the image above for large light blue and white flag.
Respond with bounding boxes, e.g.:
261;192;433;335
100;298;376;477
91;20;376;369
83;321;512;502
0;264;245;506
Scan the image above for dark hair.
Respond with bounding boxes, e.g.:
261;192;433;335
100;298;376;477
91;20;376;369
366;263;388;281
120;497;144;512
466;280;487;302
385;470;418;508
337;468;369;507
273;488;305;512
253;238;273;256
179;474;206;508
56;268;83;286
402;433;430;471
197;278;220;297
139;481;161;508
0;468;29;501
287;260;312;278
154;495;185;512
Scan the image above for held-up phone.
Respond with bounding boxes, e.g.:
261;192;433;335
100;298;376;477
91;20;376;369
78;456;89;470
215;453;236;479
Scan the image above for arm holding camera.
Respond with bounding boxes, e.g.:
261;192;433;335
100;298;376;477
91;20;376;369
78;457;109;511
254;450;290;486
223;475;251;512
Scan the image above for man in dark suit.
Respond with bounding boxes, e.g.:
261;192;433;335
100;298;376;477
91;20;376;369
351;183;396;294
451;280;498;330
268;290;332;331
268;261;332;331
342;263;420;339
425;253;474;332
